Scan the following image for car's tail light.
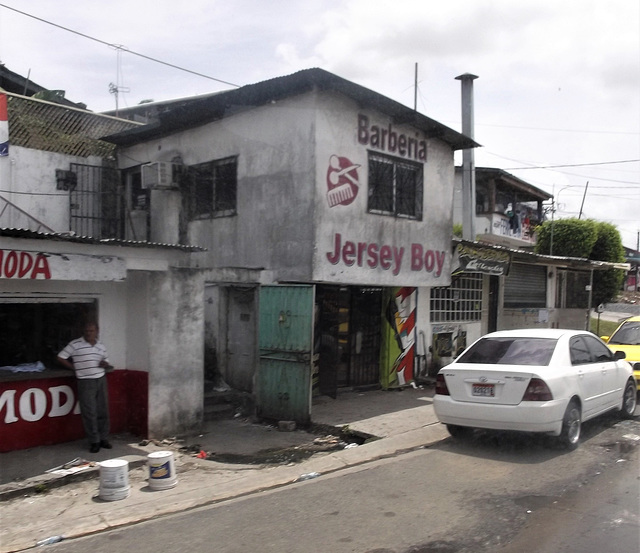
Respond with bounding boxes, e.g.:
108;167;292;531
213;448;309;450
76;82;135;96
435;373;450;395
522;378;553;401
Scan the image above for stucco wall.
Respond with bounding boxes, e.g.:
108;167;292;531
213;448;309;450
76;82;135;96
146;268;205;437
119;93;318;282
313;93;454;288
0;146;103;232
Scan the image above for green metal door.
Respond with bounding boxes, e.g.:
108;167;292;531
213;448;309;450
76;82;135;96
257;285;314;424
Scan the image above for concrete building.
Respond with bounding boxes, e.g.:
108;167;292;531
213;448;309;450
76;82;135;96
106;68;478;423
0;89;206;451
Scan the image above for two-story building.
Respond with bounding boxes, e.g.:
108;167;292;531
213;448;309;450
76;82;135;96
105;68;478;423
0;86;206;451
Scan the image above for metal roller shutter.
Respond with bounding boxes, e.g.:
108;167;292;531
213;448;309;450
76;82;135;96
504;263;547;308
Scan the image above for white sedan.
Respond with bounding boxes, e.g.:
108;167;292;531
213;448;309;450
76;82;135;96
433;328;637;449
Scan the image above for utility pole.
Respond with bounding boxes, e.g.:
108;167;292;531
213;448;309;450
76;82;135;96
578;181;589;219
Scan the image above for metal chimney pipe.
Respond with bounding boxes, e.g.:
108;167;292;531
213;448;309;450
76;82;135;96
455;73;478;241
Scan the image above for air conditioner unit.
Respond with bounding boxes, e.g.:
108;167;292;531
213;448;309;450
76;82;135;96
141;161;180;189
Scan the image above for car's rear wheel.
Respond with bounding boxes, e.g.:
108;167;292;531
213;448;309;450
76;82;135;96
446;424;473;439
558;400;581;450
620;379;637;418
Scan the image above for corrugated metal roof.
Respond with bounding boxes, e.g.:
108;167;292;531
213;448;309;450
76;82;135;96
454;237;630;271
0;228;206;252
105;68;480;151
4;92;142;157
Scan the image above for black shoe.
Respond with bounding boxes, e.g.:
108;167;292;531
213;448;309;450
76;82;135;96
100;440;112;449
90;443;100;453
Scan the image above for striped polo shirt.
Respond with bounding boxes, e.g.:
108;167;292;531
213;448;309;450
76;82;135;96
58;337;109;380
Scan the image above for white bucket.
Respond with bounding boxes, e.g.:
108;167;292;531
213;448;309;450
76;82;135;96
99;459;130;501
147;450;178;490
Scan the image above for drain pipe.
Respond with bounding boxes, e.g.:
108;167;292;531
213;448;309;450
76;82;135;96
455;73;478;241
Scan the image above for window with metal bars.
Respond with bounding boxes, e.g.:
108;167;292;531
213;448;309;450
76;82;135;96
69;163;123;239
367;152;423;219
430;273;483;322
190;157;237;219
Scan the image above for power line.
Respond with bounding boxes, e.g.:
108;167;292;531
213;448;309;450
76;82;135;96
0;3;241;88
503;159;640;170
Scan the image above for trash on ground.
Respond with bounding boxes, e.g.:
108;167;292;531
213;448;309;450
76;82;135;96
36;535;64;546
45;458;95;476
298;472;321;481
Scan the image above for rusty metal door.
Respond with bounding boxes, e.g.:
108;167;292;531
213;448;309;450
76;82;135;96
257;285;314;424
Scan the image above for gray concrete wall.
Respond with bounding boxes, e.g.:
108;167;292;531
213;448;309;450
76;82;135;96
146;268;205;437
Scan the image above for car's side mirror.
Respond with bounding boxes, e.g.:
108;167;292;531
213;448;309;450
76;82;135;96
613;350;626;360
633;362;640;371
600;335;610;343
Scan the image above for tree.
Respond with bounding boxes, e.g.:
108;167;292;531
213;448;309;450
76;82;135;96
535;218;625;305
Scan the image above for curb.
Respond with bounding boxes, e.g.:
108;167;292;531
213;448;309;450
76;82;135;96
0;456;148;503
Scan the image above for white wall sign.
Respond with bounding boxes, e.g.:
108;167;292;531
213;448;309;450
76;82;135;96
0;249;127;281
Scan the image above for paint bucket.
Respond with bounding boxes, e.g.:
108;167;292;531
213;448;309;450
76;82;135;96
98;458;130;501
147;450;178;490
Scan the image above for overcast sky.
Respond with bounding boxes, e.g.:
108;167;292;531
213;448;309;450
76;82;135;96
1;0;638;247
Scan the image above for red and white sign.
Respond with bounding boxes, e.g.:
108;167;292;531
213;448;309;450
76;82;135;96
0;249;126;281
326;155;360;207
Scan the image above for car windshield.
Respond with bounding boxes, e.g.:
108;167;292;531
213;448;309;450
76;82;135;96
457;337;557;365
609;322;640;345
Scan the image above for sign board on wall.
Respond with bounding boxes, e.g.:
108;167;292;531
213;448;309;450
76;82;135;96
313;110;452;288
0;249;127;281
452;243;511;276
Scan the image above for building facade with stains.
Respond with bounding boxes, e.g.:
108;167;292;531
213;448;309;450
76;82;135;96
107;68;478;423
0;88;206;451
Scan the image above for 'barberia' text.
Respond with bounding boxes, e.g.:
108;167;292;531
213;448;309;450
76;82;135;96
357;113;427;161
326;233;445;277
0;249;51;279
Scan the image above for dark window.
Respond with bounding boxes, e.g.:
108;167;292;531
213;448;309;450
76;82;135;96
457;337;556;366
583;335;614;362
368;153;423;219
190;157;237;219
570;336;591;365
609;321;640;345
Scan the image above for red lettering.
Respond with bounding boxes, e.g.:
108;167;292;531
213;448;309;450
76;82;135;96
342;241;356;266
357;113;427;162
4;251;17;278
32;254;51;279
379;245;392;270
425;250;435;272
367;243;379;268
357;114;369;145
411;244;423;271
18;252;33;278
388;126;397;152
357;242;368;267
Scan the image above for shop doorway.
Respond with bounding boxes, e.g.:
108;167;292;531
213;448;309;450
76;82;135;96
316;286;382;398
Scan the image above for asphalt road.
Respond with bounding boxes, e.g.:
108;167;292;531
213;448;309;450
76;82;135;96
46;410;639;553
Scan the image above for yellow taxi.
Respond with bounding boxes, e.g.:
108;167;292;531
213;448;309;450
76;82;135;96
602;315;640;391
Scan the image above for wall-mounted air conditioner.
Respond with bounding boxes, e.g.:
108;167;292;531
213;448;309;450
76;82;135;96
141;161;181;189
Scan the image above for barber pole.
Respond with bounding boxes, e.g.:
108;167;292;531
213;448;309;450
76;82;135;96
0;93;8;156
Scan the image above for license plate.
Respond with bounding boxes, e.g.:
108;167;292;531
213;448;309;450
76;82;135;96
472;383;495;397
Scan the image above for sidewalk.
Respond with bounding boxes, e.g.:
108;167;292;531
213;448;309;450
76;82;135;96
0;385;447;553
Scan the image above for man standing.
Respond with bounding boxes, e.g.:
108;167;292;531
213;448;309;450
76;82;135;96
57;322;113;453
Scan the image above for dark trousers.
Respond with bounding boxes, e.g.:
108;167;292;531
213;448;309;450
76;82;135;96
77;377;110;444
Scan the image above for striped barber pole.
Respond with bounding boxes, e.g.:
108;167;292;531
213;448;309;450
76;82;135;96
0;93;8;156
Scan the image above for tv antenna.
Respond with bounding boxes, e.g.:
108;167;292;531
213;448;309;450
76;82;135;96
109;44;130;116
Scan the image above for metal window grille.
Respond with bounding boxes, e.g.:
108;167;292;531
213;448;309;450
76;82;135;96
190;157;237;219
69;163;123;238
555;269;590;308
367;153;423;219
430;273;483;322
